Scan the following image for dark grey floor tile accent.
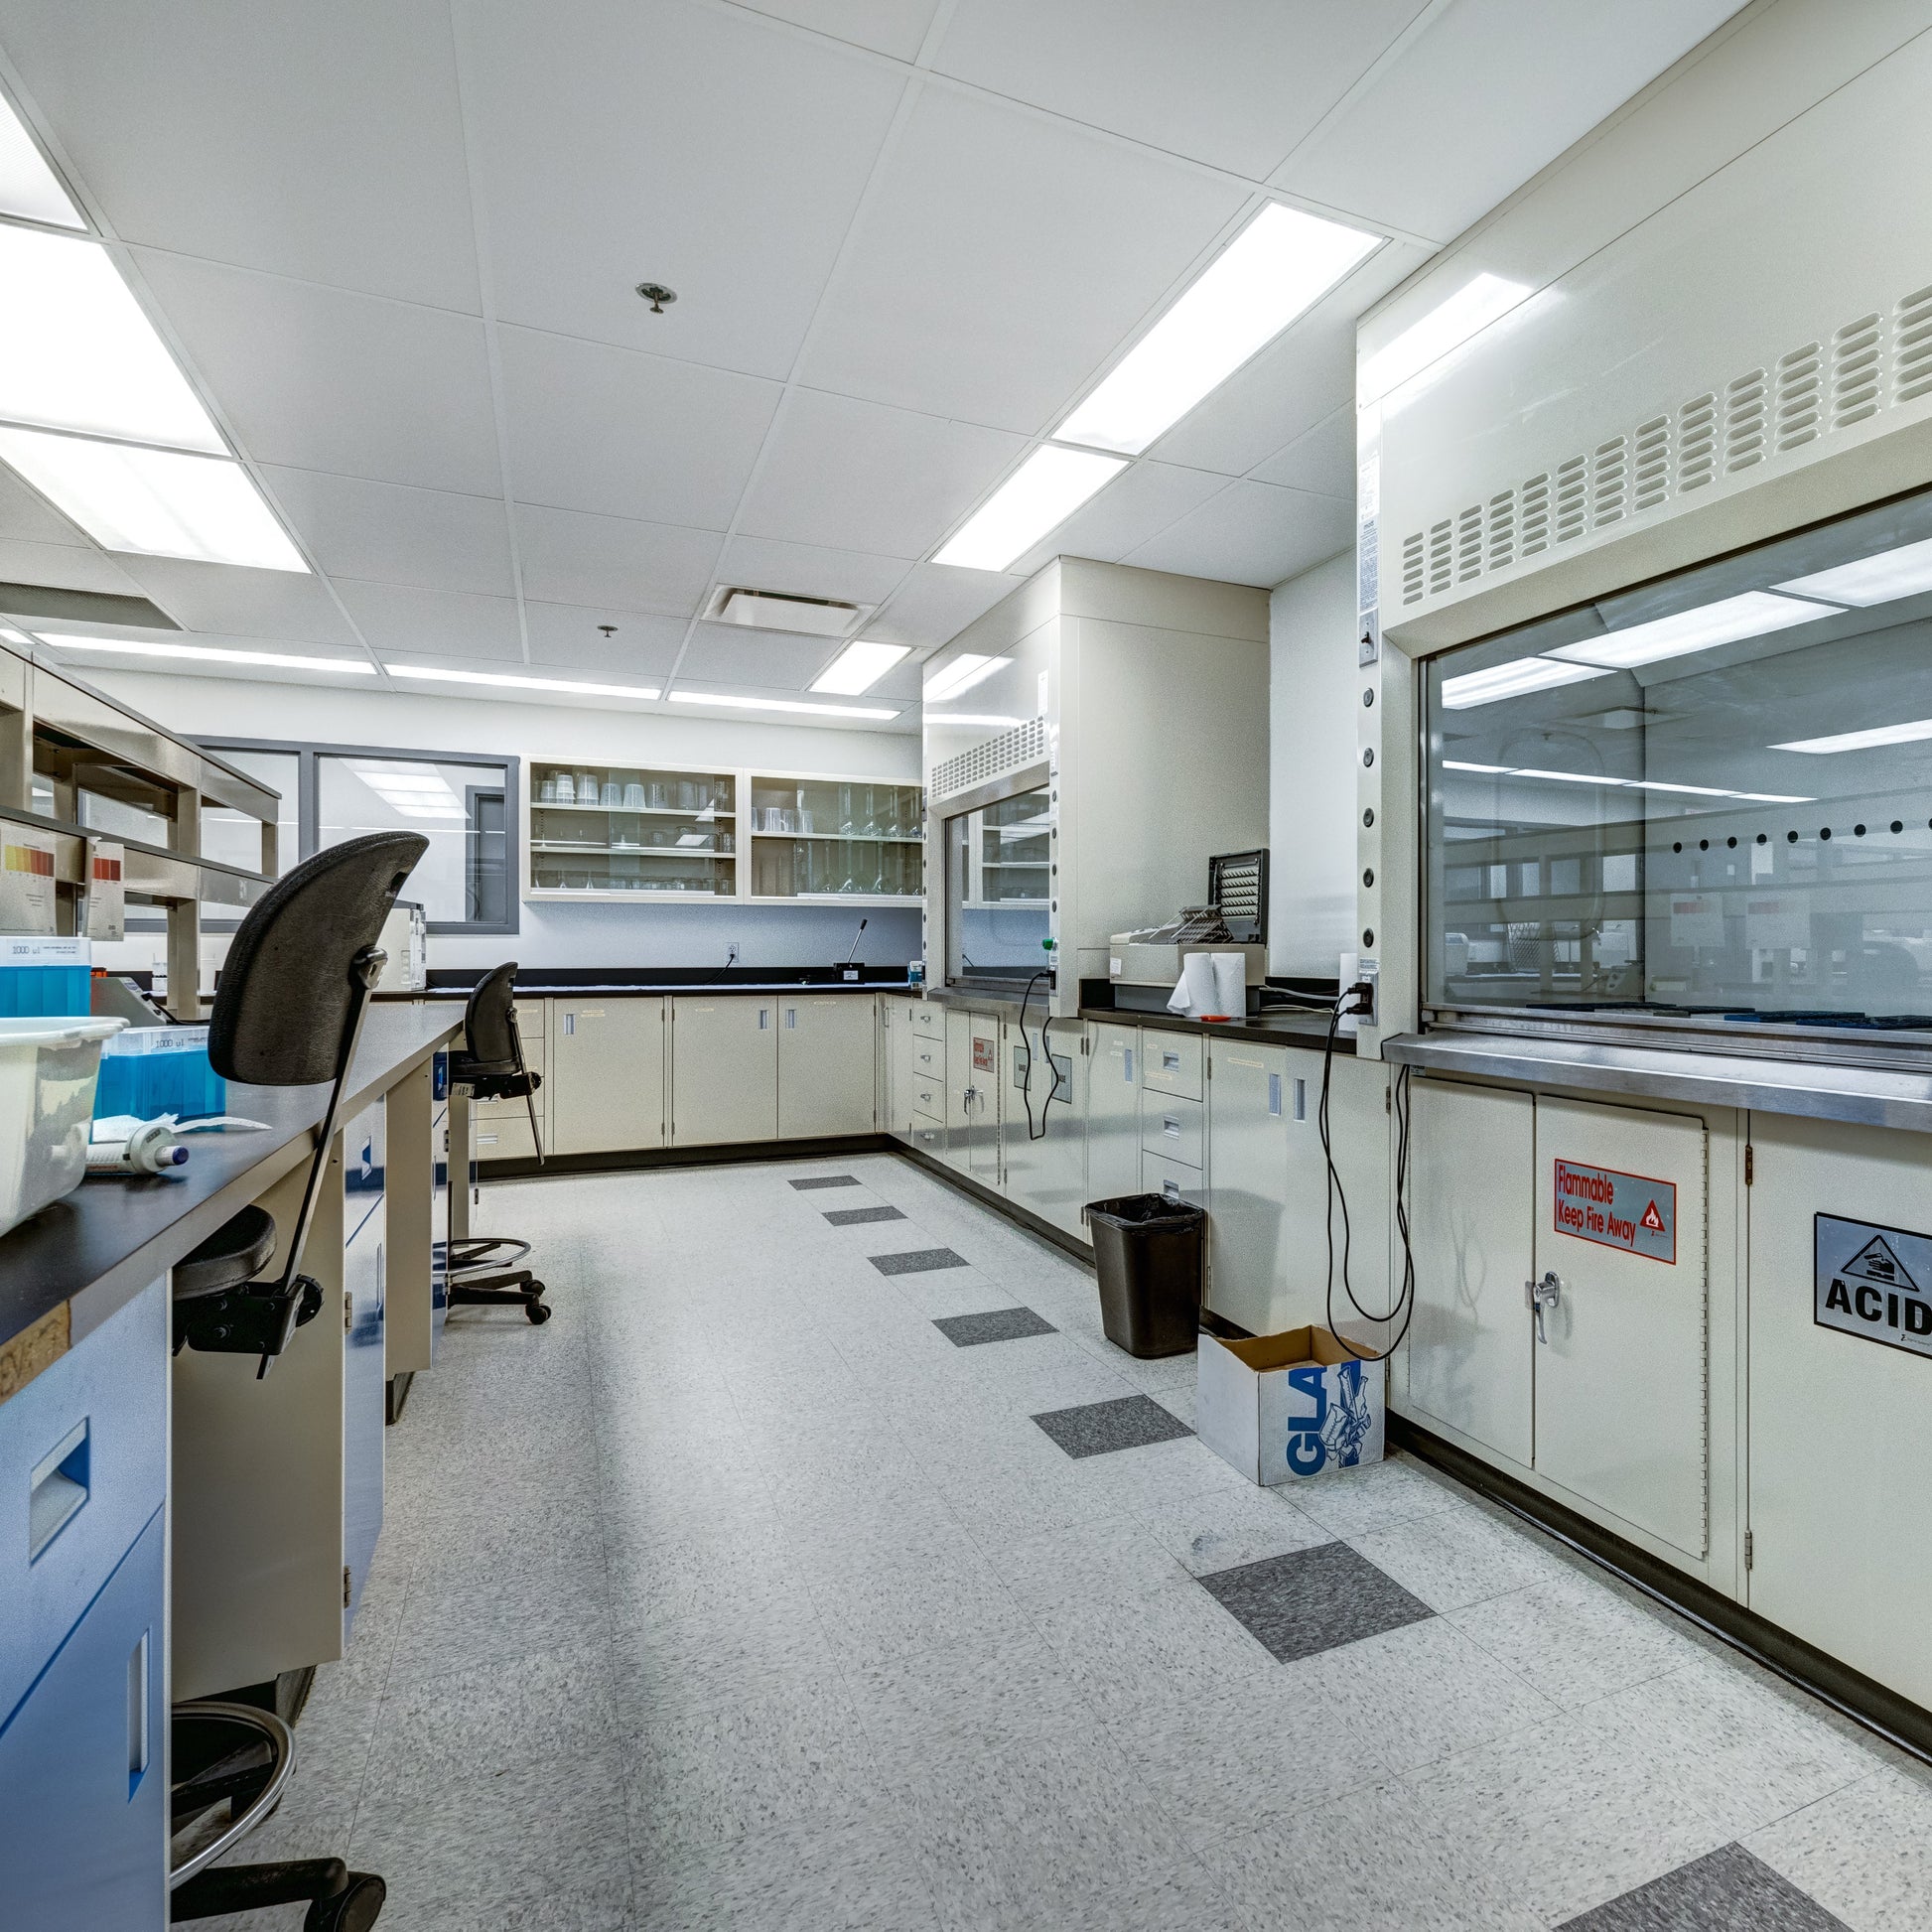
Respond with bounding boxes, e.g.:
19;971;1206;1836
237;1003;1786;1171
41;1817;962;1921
789;1174;861;1190
871;1247;969;1277
1197;1541;1432;1664
933;1307;1057;1346
825;1205;906;1227
1032;1393;1195;1459
1556;1844;1851;1931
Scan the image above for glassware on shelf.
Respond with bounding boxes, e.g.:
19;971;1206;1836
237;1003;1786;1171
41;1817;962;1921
838;784;855;836
555;771;576;805
677;779;698;811
578;771;598;803
538;773;559;803
602;780;621;807
647;780;668;809
623;781;646;809
860;786;878;836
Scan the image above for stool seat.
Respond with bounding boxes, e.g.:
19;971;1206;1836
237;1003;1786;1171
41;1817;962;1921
175;1203;276;1301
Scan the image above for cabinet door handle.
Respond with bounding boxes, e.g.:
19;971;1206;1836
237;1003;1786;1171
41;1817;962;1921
29;1418;89;1560
759;1008;769;1030
785;1008;797;1029
1163;1049;1180;1071
1124;1048;1134;1083
1527;1271;1563;1344
128;1629;150;1782
562;1012;575;1035
1163;1115;1180;1138
1267;1072;1282;1119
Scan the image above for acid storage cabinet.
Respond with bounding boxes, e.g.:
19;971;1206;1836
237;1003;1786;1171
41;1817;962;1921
1085;1193;1204;1358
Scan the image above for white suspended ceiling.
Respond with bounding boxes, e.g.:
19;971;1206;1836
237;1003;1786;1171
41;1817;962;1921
0;0;1744;731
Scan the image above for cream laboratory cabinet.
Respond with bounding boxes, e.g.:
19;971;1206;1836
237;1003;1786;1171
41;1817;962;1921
524;760;921;906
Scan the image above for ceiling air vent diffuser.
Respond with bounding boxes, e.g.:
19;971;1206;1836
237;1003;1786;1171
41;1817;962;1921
706;587;869;637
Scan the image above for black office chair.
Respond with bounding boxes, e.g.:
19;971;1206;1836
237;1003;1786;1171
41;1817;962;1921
445;961;550;1324
167;830;426;1931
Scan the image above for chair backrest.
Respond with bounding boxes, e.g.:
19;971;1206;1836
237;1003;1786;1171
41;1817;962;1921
209;833;428;1087
462;961;521;1071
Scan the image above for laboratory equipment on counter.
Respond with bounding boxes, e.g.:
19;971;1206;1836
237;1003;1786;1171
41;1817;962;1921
0;1013;125;1235
1109;908;1267;1016
375;900;428;993
86;1115;190;1174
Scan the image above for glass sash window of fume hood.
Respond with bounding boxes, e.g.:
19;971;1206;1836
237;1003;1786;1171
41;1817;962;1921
1424;483;1932;1034
944;783;1052;988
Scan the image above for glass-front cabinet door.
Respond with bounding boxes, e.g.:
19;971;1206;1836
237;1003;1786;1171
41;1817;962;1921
747;776;923;902
528;761;736;897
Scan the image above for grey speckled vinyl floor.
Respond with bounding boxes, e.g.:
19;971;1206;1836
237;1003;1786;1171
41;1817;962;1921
220;1157;1932;1929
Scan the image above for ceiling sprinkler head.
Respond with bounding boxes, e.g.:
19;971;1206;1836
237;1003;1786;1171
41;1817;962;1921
634;282;677;314
598;623;617;637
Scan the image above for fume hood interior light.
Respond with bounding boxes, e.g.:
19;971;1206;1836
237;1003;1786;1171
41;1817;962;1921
44;634;375;673
1774;534;1932;607
669;690;899;720
921;652;1007;703
933;446;1125;572
810;637;908;696
1445;757;1806;803
1773;718;1932;755
386;665;661;701
1548;590;1836;670
0;226;225;452
1056;203;1381;456
1439;656;1612;709
0;94;84;228
1360;272;1533;403
0;428;308;571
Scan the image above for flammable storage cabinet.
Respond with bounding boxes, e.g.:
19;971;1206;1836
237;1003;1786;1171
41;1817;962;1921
920;558;1267;1024
0;1277;168;1931
551;997;666;1154
1001;1006;1086;1238
943;1005;1002;1186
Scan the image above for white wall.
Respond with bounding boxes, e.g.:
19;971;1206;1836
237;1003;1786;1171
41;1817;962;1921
1267;551;1357;979
90;669;922;974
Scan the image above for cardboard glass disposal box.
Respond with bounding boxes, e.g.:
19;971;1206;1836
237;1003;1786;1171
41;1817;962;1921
1197;1326;1384;1484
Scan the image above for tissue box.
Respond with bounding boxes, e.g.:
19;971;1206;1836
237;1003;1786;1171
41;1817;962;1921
1196;1326;1384;1484
0;936;91;1018
93;1025;226;1121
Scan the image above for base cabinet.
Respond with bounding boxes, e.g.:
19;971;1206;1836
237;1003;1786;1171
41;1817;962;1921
777;995;876;1137
671;997;778;1146
1085;1024;1141;1204
1002;1013;1086;1237
552;999;666;1153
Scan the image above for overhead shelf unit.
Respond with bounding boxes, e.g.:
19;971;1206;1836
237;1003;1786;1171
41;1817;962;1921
521;762;922;905
0;639;278;1016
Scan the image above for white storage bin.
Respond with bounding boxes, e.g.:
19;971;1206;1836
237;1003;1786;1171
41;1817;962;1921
0;1016;125;1237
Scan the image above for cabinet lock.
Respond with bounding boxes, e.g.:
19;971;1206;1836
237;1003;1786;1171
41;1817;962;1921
1526;1270;1562;1344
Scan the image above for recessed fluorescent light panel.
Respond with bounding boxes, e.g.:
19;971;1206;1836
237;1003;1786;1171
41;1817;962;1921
0;93;82;227
1549;591;1835;670
1773;718;1932;755
1439;657;1613;709
922;652;1007;703
1442;758;1805;802
810;638;908;696
1775;534;1932;607
934;447;1125;572
45;635;374;673
0;226;223;451
1361;272;1534;403
1057;204;1380;456
0;428;307;571
385;665;660;701
669;691;898;721
926;714;1026;730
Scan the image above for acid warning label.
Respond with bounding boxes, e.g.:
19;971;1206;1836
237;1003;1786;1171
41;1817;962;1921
1815;1214;1932;1358
1552;1160;1677;1264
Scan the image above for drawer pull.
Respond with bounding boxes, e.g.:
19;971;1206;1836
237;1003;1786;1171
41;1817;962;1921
1163;1116;1180;1138
1124;1048;1134;1083
30;1418;89;1561
1163;1178;1181;1201
128;1629;150;1785
1268;1072;1282;1119
1163;1049;1180;1071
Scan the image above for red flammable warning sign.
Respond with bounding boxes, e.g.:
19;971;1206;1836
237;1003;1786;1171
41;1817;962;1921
1553;1160;1677;1264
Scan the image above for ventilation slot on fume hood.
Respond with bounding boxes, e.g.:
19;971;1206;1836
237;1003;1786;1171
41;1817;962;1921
1485;489;1516;572
1455;505;1483;582
929;715;1048;804
1677;392;1718;491
1895;286;1932;404
1520;474;1551;557
1632;417;1671;511
1555;457;1587;543
1724;370;1766;473
1590;437;1627;526
1774;343;1822;451
1428;520;1453;597
1830;315;1881;427
1402;530;1427;604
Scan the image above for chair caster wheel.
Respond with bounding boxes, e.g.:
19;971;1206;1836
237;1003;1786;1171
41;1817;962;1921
526;1295;551;1324
305;1871;385;1931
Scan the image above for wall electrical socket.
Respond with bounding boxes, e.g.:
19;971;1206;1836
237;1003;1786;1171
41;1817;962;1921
1355;958;1379;1028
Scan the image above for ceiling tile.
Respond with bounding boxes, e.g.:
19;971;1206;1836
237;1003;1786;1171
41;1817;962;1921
714;534;910;609
1150;241;1429;476
261;469;514;597
0;467;87;546
1251;405;1355;497
738;390;1024;560
679;622;845;690
333;580;524;661
735;0;940;60
1274;0;1750;240
0;538;142;597
864;560;1017;650
496;327;780;529
113;556;361;645
131;251;501;495
1122;480;1353;587
0;0;480;309
933;0;1424;180
1010;459;1230;576
799;84;1246;431
462;0;903;380
513;505;722;618
523;603;688;677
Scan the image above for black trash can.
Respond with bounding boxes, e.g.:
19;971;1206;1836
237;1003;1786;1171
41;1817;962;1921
1084;1193;1205;1358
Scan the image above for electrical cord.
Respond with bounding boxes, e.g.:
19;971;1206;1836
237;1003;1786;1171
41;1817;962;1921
1016;968;1065;1141
1319;983;1419;1364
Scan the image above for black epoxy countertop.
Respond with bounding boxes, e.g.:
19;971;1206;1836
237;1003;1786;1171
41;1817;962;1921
396;966;912;1000
1077;1005;1356;1051
0;1005;458;1356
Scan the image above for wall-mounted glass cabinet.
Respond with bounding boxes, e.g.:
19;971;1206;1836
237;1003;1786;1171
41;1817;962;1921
522;764;920;904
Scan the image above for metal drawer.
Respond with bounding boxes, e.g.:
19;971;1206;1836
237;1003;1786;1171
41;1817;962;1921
1141;1031;1203;1101
1140;1149;1204;1209
912;1078;943;1123
0;1277;167;1725
911;1119;945;1159
910;1002;943;1037
911;1036;945;1078
1141;1094;1204;1169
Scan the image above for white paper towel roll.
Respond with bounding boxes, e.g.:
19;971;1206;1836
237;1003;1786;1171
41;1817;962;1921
1209;952;1246;1019
1169;951;1218;1017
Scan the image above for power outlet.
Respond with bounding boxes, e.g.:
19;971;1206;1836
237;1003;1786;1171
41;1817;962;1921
1355;958;1379;1029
